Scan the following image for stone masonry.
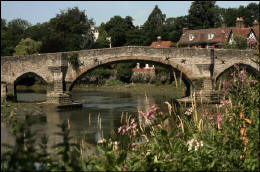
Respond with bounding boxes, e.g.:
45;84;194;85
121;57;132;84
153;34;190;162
1;46;259;104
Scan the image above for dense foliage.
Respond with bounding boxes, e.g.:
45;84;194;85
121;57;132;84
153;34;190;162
1;3;258;56
13;38;42;56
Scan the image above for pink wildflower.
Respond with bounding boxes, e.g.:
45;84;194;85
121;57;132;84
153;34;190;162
175;133;180;137
163;154;169;161
126;126;131;132
118;126;122;133
121;164;128;171
208;116;214;120
132;129;136;136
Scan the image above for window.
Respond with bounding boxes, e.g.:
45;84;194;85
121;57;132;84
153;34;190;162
189;34;195;41
208;33;214;40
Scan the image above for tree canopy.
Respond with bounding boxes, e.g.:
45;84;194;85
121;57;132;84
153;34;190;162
1;2;259;56
188;1;221;29
13;38;42;56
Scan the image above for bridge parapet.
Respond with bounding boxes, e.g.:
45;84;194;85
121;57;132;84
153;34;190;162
1;47;258;104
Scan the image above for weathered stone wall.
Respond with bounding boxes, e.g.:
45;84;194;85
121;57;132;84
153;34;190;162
1;46;258;103
213;49;259;80
64;46;214;88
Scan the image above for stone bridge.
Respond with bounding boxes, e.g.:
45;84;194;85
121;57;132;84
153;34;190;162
1;46;259;104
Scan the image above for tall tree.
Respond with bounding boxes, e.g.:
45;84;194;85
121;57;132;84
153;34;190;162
163;16;188;43
188;1;221;29
46;7;94;52
142;5;166;45
1;18;31;56
220;8;238;27
104;16;134;47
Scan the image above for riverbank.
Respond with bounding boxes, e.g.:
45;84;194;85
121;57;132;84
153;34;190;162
72;83;186;97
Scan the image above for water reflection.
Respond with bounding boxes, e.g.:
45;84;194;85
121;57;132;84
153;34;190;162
2;87;185;150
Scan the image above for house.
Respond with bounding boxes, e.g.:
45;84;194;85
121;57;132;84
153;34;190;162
227;18;259;46
177;17;259;49
150;36;174;48
91;26;99;42
177;27;230;48
132;36;173;79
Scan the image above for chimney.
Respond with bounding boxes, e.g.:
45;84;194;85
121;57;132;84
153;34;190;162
236;17;244;28
183;27;188;34
253;19;259;28
157;36;162;42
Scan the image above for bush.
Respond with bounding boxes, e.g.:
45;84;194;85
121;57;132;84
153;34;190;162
116;62;135;83
68;52;80;70
105;79;123;86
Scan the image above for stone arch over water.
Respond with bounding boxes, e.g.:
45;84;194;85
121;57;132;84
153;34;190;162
67;57;194;96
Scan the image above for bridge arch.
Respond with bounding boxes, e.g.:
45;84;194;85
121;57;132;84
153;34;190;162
215;62;259;82
68;56;195;96
13;72;48;102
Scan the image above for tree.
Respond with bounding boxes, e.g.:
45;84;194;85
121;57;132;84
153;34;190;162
188;1;221;29
142;5;166;45
220;8;239;27
163;16;188;43
104;16;135;47
125;26;146;46
1;18;31;56
45;7;94;52
13;38;42;56
91;23;110;49
116;62;136;83
1;18;11;56
243;3;259;27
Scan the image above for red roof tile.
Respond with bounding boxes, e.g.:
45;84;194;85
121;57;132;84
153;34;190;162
177;28;231;45
178;26;259;46
150;41;173;48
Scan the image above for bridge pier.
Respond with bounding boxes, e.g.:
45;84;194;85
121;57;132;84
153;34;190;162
46;66;73;104
1;83;17;102
179;77;220;104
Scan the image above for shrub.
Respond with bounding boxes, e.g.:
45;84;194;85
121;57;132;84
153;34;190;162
68;52;80;70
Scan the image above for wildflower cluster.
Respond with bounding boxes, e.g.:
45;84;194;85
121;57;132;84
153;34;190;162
139;105;158;121
187;138;204;151
246;37;257;49
219;97;231;108
118;118;138;137
202;112;224;128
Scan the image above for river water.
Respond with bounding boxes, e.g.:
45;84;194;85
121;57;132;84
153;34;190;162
2;85;186;151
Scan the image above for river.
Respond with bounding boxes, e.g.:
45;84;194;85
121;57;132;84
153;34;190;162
1;84;186;151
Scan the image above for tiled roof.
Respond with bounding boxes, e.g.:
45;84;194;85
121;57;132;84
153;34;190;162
150;41;173;48
178;28;230;45
229;27;251;38
178;26;259;46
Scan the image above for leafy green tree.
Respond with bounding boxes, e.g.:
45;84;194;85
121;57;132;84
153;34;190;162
233;34;248;49
1;18;11;56
45;7;94;52
104;16;134;47
125;26;146;46
13;38;42;56
243;3;259;27
142;5;166;45
116;62;136;83
220;8;239;27
163;16;188;43
91;23;110;49
188;1;221;29
1;18;31;56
